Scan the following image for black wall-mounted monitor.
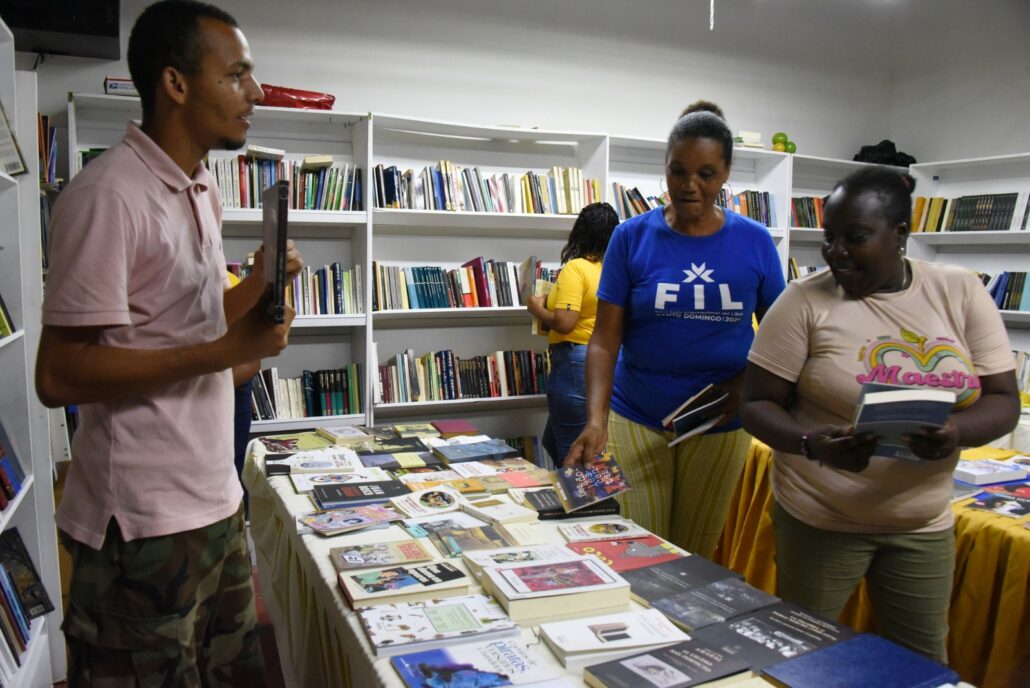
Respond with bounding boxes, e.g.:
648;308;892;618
0;0;120;60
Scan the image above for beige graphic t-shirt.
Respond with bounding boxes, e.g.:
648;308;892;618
749;259;1014;533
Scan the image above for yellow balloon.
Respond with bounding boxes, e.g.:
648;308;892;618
772;142;786;152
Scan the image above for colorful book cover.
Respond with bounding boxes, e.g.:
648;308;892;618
312;480;409;509
330;539;435;571
401;512;488;538
558;520;650;543
393;422;442;438
966;490;1030;518
390;638;563;687
412;478;488;494
397;470;462;486
566;535;684;572
492;557;621;597
0;529;53;619
462;545;575;574
298;505;402;536
430;525;517;558
431;439;520;465
340;562;468;605
551;451;630;512
290;467;391;492
359;594;519;656
390;486;464;518
258;431;335;455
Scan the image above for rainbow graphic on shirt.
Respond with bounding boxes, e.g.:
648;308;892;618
855;327;980;408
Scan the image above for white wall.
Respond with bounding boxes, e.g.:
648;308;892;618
889;0;1030;162
13;0;1028;166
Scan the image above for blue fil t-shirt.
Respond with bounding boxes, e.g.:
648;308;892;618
598;207;785;430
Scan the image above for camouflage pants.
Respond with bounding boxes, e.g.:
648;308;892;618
62;506;267;687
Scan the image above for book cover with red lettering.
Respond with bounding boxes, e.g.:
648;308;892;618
551;451;630;513
566;535;684;572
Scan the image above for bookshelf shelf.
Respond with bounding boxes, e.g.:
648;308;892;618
787;228;825;244
0;330;24;351
0;475;33;534
373;394;546;417
1001;311;1030;328
372;208;574;235
10;617;47;688
250;414;364;433
292;315;366;330
909;231;1030;248
221;208;367;227
373;307;528;328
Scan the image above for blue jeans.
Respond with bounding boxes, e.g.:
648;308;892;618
542;342;588;466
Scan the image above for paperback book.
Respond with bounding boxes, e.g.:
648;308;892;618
409;477;489;496
329;539;436;571
401;512;488;538
314;424;371;446
258;431;335;455
619;557;742;607
651;578;780;631
429;525;518;558
851;383;956;461
397;469;462;486
566;535;685;573
360;451;443;470
953;459;1028;485
540;609;689;670
339;562;470;608
690;602;855;672
431;439;521;465
551;451;630;513
359;594;519;657
661;384;730;448
966;490;1030;518
312;480;409;509
390;486;464;518
265;447;363;475
483;556;631;621
290;467;391;493
298;505;401;536
461;496;539;525
390;638;564;688
558;520;651;543
583;637;750;688
393;422;442;438
462;545;575;578
513;486;621;520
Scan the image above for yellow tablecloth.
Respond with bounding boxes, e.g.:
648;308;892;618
712;441;1030;688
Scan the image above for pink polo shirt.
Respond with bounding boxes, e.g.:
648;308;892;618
44;123;241;549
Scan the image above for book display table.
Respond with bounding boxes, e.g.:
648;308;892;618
713;441;1029;688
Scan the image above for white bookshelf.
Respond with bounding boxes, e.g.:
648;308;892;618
908;154;1030;350
0;16;62;683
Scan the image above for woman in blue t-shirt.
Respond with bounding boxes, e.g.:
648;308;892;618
565;102;785;556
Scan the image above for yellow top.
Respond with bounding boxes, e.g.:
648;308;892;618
546;257;602;345
226;271;241;288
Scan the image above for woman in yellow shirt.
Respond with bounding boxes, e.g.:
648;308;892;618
527;202;619;465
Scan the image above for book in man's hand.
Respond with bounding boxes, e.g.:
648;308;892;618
662;384;730;448
262;179;290;323
851;383;956;461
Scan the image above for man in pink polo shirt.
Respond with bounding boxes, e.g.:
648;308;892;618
36;2;299;685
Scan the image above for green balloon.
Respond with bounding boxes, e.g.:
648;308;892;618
772;132;788;145
785;141;797;154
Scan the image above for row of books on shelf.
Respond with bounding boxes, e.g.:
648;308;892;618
610;182;668;222
981;271;1030;312
229;259;365;316
372;162;601;215
912;191;1029;233
789;195;825;228
786;258;825;282
716;188;776;227
254;425;957;688
0;528;54;682
372;257;558;312
209;152;364;211
250;364;363;421
375;348;548;405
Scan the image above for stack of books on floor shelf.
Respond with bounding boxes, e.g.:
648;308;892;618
256;422;962;688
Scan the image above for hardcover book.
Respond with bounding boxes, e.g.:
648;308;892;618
558;520;651;543
339;562;469;608
358;594;519;657
290;467;391;493
329;539;436;571
262;179;290;323
851;383;956;461
619;556;741;607
390;638;564;687
690;602;855;672
566;535;685;572
651;578;780;631
312;480;409;509
552;452;630;513
540;609;689;669
298;505;402;536
583;637;750;688
760;633;959;688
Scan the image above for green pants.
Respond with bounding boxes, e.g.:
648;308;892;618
772;502;953;663
62;506;266;687
607;411;752;557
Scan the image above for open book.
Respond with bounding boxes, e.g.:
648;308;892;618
661;384;730;447
852;383;956;461
262;179;290;323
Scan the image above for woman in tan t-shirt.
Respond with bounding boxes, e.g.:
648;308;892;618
739;167;1020;662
